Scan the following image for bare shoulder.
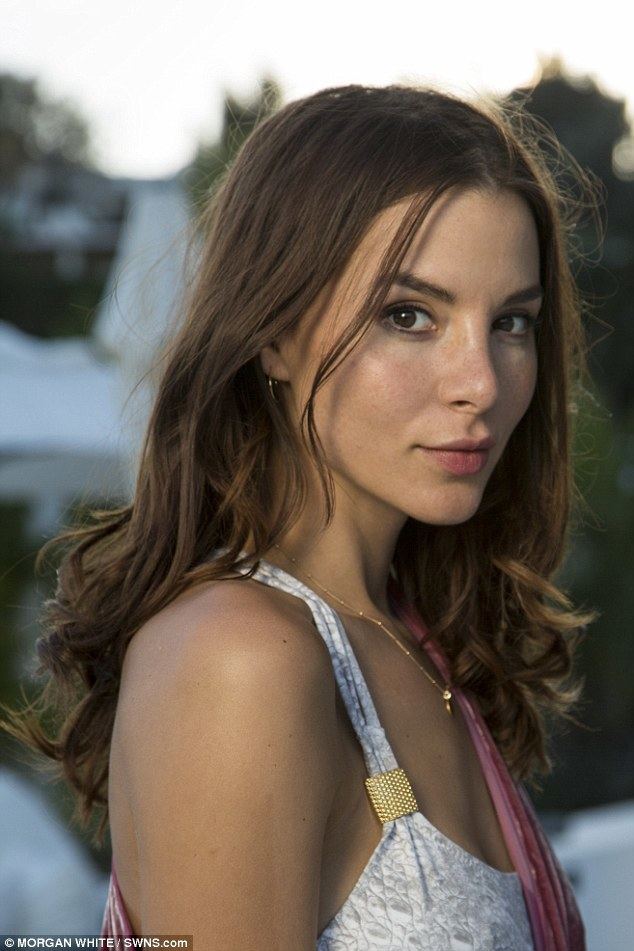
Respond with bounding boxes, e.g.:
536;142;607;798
117;572;341;787
113;572;341;946
120;572;336;706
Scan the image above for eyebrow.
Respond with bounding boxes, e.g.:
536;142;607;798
389;271;543;307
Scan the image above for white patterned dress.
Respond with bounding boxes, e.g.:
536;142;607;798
237;553;535;951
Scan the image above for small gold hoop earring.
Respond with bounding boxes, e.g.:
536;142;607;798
267;374;280;403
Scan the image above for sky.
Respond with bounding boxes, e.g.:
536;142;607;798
2;0;633;180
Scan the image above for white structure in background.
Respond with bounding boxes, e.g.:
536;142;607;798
0;767;107;934
0;175;193;936
2;159;126;286
0;174;192;540
0;320;127;539
91;176;194;492
550;797;634;951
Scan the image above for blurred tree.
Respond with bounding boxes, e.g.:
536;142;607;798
0;503;33;716
505;58;634;810
0;71;120;338
183;73;282;210
0;72;95;185
508;56;634;418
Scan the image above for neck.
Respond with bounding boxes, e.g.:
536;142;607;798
248;458;409;619
274;541;397;616
269;544;429;660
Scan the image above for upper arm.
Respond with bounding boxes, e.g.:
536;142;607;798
117;579;340;950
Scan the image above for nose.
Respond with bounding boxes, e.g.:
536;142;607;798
436;335;499;413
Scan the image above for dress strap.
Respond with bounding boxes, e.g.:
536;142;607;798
235;553;401;778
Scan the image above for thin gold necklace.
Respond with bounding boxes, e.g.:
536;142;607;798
273;544;454;716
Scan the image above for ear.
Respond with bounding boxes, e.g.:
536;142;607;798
258;340;292;383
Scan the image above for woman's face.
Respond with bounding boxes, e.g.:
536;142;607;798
263;186;542;527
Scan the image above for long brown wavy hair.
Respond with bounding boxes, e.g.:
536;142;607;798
1;82;601;847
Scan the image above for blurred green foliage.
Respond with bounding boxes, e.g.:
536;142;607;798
0;250;107;337
183;74;282;211
0;72;120;338
0;502;33;708
509;59;634;417
503;61;634;809
0;71;96;182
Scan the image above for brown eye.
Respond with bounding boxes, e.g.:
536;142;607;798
382;304;435;335
495;312;541;336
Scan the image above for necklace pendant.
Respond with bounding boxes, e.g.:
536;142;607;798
443;688;453;716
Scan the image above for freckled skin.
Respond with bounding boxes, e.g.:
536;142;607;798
257;186;541;607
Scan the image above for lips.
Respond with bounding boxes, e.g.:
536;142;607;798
416;445;490;475
425;436;496;451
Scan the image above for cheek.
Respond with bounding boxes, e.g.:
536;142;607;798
499;350;538;422
316;353;424;457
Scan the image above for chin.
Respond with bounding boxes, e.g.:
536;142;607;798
407;493;484;526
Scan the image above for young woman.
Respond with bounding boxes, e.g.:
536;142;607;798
2;83;600;949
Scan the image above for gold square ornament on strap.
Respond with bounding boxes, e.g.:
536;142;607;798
364;766;419;822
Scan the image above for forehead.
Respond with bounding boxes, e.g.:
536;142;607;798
351;186;541;299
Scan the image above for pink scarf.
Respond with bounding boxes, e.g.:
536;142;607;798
101;861;132;938
101;589;586;950
389;580;586;951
